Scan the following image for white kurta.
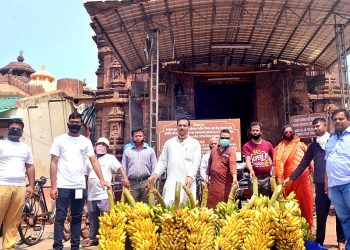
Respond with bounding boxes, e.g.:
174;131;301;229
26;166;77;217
154;136;201;205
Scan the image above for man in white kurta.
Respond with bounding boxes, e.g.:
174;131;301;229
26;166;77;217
148;118;201;205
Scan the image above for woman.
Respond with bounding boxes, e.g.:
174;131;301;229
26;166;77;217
273;124;313;229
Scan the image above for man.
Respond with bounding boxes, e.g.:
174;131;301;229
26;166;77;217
0;119;35;250
243;121;274;196
325;108;350;250
284;118;345;249
199;137;218;180
122;128;157;203
50;111;108;250
148;118;201;205
83;137;129;247
206;129;237;208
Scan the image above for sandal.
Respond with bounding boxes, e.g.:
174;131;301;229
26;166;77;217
338;242;345;250
82;240;98;247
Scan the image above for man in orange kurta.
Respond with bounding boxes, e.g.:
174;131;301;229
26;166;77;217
206;129;237;208
274;125;314;229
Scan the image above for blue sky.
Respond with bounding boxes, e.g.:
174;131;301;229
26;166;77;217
0;0;98;88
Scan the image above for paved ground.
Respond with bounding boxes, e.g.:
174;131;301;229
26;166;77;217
1;214;343;249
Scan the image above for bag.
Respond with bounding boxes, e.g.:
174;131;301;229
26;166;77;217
304;240;327;250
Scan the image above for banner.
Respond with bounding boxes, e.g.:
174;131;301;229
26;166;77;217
290;113;327;138
156;119;241;160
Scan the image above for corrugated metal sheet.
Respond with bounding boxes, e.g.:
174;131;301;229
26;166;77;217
85;0;350;72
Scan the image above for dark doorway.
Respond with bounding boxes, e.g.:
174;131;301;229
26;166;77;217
194;81;255;143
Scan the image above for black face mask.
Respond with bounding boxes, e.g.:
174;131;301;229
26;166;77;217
67;124;81;133
8;128;22;137
251;134;261;140
283;134;294;141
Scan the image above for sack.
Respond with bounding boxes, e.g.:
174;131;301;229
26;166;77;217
304;240;327;250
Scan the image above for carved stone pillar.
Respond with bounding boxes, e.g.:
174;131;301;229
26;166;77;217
108;106;125;158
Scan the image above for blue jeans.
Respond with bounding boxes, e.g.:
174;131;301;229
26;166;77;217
53;188;86;250
87;199;109;243
329;183;350;250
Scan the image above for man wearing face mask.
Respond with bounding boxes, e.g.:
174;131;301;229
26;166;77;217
83;137;129;247
206;129;237;208
0;119;35;250
274;124;314;230
122;128;157;203
243;121;274;196
199;137;218;180
283;118;345;249
49;111;108;250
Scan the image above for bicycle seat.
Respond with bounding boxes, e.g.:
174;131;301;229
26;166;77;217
36;176;48;186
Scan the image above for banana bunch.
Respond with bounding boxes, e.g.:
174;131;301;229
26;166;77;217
300;216;313;241
97;207;127;250
185;207;217;249
126;217;158;250
274;199;305;250
124;202;151;221
215;211;244;250
158;207;189;250
241;207;275;250
123;201;159;250
214;201;239;234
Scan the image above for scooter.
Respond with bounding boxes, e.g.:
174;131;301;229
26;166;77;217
235;172;253;208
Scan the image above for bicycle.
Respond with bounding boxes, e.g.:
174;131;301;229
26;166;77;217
18;176;56;246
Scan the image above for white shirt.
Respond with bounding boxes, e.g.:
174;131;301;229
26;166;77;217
86;154;121;201
49;134;95;189
154;136;201;205
0;139;33;186
199;151;211;180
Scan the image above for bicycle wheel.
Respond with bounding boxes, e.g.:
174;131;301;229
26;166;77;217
18;197;46;246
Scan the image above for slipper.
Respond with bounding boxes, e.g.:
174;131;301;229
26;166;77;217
82;240;98;247
338;242;345;250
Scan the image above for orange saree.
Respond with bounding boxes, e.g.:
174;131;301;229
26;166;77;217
274;136;314;229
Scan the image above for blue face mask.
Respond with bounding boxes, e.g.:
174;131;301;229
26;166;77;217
219;138;230;147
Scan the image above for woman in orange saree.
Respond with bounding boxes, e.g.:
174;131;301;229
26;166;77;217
274;124;314;229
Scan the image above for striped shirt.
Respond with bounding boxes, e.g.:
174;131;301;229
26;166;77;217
122;143;157;179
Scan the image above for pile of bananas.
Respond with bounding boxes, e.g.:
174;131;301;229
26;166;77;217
96;178;311;250
185;207;217;249
97;204;127;250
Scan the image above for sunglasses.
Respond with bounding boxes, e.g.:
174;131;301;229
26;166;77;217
220;137;230;140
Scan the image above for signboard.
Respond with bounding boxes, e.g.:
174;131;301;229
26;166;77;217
156;119;241;160
289;113;327;138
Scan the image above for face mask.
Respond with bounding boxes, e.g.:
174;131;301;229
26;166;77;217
8;128;22;137
133;139;144;145
219;138;230;147
283;131;294;141
96;144;107;155
67;123;81;133
251;134;261;140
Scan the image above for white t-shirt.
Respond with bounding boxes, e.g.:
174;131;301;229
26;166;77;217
0;139;33;186
49;134;95;189
86;153;121;201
